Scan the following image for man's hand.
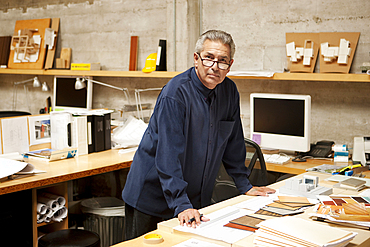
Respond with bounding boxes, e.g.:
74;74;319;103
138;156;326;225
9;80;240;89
177;208;209;228
245;186;276;196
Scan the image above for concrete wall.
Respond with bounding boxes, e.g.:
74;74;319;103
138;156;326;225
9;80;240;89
0;0;369;151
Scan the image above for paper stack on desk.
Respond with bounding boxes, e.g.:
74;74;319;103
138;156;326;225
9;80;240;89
336;177;367;191
254;195;315;217
253;217;357;247
0;157;45;179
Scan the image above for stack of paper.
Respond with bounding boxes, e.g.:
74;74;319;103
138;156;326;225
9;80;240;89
253;217;357;247
337;178;367;191
255;196;314;217
0;158;45;180
225;215;264;232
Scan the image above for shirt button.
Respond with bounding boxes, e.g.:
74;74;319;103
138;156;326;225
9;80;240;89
210;123;213;127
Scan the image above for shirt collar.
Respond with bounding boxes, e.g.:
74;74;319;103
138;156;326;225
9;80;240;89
191;67;216;101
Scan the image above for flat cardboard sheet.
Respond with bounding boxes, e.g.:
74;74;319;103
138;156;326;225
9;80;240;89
286;32;320;73
8;18;51;69
319;32;360;73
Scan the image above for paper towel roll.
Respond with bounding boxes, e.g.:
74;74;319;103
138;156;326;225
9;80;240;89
367;70;370;76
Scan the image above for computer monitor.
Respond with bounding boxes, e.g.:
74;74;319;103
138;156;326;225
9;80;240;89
53;76;93;111
250;93;311;152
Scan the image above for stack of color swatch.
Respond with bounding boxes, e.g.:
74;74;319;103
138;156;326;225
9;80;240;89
253;217;357;247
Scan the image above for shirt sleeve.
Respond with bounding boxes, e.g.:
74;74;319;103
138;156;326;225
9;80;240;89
154;96;193;216
222;92;253;194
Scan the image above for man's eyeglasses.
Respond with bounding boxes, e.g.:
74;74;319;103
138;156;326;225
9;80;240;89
196;53;230;70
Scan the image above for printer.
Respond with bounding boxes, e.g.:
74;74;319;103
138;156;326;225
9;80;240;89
352;137;370;166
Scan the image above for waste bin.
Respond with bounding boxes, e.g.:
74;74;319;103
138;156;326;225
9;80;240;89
81;197;125;247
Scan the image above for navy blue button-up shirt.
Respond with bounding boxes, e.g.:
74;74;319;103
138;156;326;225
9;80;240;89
122;67;252;218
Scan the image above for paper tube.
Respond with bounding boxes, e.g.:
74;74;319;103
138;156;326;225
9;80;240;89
51;206;68;222
38;192;66;210
37;203;48;214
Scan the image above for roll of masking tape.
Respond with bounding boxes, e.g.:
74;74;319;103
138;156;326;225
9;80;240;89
143;233;164;244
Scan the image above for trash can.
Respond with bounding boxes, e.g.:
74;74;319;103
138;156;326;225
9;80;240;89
81;197;125;247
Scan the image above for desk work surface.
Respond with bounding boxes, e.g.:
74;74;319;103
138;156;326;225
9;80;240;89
148;172;370;247
0;149;135;195
265;157;335;174
266;157;370;177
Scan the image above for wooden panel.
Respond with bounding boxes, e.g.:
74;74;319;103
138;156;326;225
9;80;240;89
319;32;360;74
33;182;68;246
44;18;60;69
129;36;138;71
60;47;72;69
286;32;320;73
32;188;38;247
8;18;51;69
0;36;11;66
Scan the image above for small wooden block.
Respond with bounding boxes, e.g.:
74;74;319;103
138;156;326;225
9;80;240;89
60;48;72;69
56;58;66;68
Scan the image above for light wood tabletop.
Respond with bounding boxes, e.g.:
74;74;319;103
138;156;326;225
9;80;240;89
0;149;135;195
114;172;370;247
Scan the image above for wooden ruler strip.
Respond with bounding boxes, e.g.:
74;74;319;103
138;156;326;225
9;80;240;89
44;18;60;69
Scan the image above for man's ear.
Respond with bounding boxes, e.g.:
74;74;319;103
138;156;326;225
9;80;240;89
194;52;199;68
227;59;234;73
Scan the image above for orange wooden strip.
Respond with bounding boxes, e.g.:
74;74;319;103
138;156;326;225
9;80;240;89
129;36;138;71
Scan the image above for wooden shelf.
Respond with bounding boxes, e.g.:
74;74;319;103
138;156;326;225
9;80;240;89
0;68;180;78
32;182;68;247
0;68;369;82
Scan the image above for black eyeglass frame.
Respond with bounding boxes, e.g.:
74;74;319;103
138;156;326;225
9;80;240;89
196;52;231;70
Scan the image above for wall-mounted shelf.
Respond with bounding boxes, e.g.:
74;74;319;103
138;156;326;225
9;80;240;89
0;69;180;78
0;68;369;82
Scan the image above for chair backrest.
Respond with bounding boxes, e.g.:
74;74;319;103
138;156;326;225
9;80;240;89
211;163;240;203
211;138;269;203
244;138;269;187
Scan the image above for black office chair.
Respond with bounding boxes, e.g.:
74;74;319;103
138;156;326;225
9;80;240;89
0;111;31;118
245;138;269;186
211;138;271;203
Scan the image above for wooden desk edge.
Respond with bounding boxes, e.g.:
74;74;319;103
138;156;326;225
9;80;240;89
0;160;132;195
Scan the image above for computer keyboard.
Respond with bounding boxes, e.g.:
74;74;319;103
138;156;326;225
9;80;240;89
263;154;291;164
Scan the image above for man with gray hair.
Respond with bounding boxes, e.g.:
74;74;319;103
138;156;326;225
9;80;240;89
122;29;275;240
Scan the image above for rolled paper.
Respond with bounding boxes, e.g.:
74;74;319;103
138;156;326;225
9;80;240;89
51;206;68;222
38;192;65;210
37;203;48;214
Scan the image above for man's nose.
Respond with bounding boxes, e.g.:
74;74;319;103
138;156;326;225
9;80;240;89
211;61;219;70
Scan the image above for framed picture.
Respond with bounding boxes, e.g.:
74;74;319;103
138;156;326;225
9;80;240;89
28;115;51;145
